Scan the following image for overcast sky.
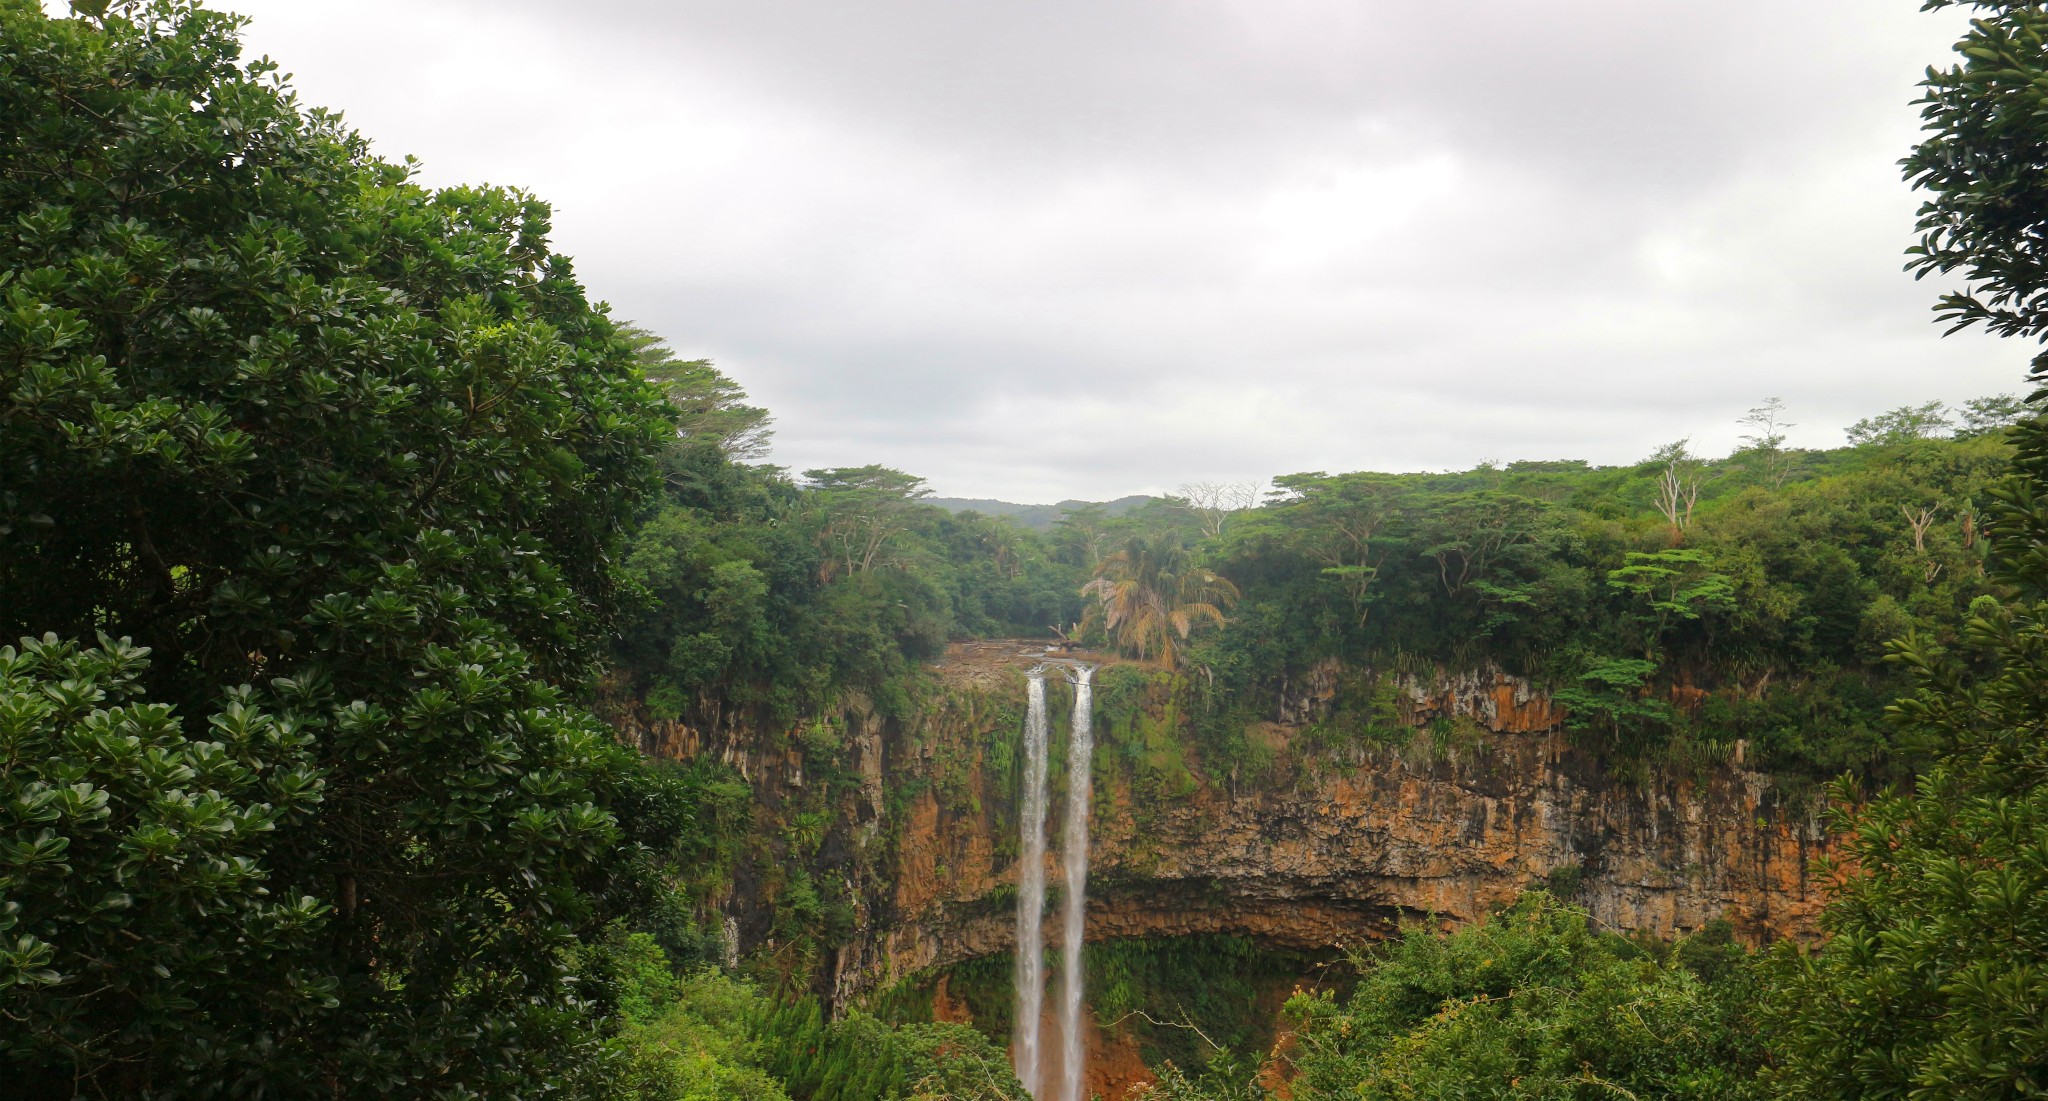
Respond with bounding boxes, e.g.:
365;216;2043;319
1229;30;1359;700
216;0;2018;501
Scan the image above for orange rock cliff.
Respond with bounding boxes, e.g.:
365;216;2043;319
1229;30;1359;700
611;642;1833;1011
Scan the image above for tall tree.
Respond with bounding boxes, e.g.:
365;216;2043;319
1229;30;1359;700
1266;472;1406;627
1082;537;1239;667
1650;440;1706;545
0;2;672;1094
1052;502;1113;568
1769;3;2048;1096
621;323;773;462
1958;393;2030;439
1739;397;1798;488
1172;481;1262;540
1412;491;1550;597
804;465;931;578
1847;401;1954;446
1606;548;1737;661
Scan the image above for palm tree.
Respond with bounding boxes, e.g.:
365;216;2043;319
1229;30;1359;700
1081;536;1240;667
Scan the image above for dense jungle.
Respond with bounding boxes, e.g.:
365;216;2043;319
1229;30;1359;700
7;2;2048;1099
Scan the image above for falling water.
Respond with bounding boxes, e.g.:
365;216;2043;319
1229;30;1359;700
1057;665;1095;1101
1011;668;1051;1097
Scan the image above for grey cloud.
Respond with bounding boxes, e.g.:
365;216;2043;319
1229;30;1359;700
224;0;2022;500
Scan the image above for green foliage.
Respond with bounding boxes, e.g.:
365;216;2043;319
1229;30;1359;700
1758;7;2048;1096
623;324;774;461
1285;893;1766;1100
1200;431;2012;781
1292;671;1412;764
0;1;666;707
1606;549;1738;660
1085;936;1316;1088
14;1;2046;1097
1138;1059;1267;1101
1959;394;2029;438
622;969;796;1101
1764;705;2048;1097
566;930;1033;1101
1543;862;1586;899
1092;668;1198;811
1904;1;2048;348
755;996;1028;1101
1551;655;1673;744
0;634;328;1095
582;930;795;1101
0;2;680;1093
1763;495;2048;1097
606;756;756;967
1081;536;1240;667
1848;402;1955;446
615;460;1086;728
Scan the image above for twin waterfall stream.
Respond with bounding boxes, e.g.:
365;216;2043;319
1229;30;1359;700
1011;663;1095;1101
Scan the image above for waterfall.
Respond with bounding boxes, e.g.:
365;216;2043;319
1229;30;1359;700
1012;669;1051;1097
1057;665;1095;1101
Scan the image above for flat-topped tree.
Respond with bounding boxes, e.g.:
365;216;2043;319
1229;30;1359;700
805;465;933;578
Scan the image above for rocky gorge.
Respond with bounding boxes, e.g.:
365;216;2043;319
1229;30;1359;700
615;641;1834;1016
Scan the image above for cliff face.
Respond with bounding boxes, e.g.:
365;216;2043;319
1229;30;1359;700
614;642;1833;1008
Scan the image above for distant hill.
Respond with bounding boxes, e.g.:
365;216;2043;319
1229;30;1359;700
925;494;1154;531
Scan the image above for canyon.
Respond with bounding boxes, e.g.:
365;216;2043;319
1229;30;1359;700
625;639;1832;977
616;640;1835;1095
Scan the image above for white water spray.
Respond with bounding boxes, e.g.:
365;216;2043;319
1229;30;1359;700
1057;665;1095;1101
1011;668;1051;1096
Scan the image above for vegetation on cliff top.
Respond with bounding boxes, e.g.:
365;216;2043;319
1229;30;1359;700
620;397;2020;788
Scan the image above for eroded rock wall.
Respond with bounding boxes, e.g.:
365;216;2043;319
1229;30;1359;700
609;647;1832;1009
828;654;1829;1003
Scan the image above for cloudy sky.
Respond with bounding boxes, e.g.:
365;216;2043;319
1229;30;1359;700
219;0;2018;501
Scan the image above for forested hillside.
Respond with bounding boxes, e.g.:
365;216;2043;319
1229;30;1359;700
616;394;2024;790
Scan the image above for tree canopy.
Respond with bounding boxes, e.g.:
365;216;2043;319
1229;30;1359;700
0;2;680;1094
1762;2;2048;1094
1284;894;1766;1101
1082;536;1241;668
